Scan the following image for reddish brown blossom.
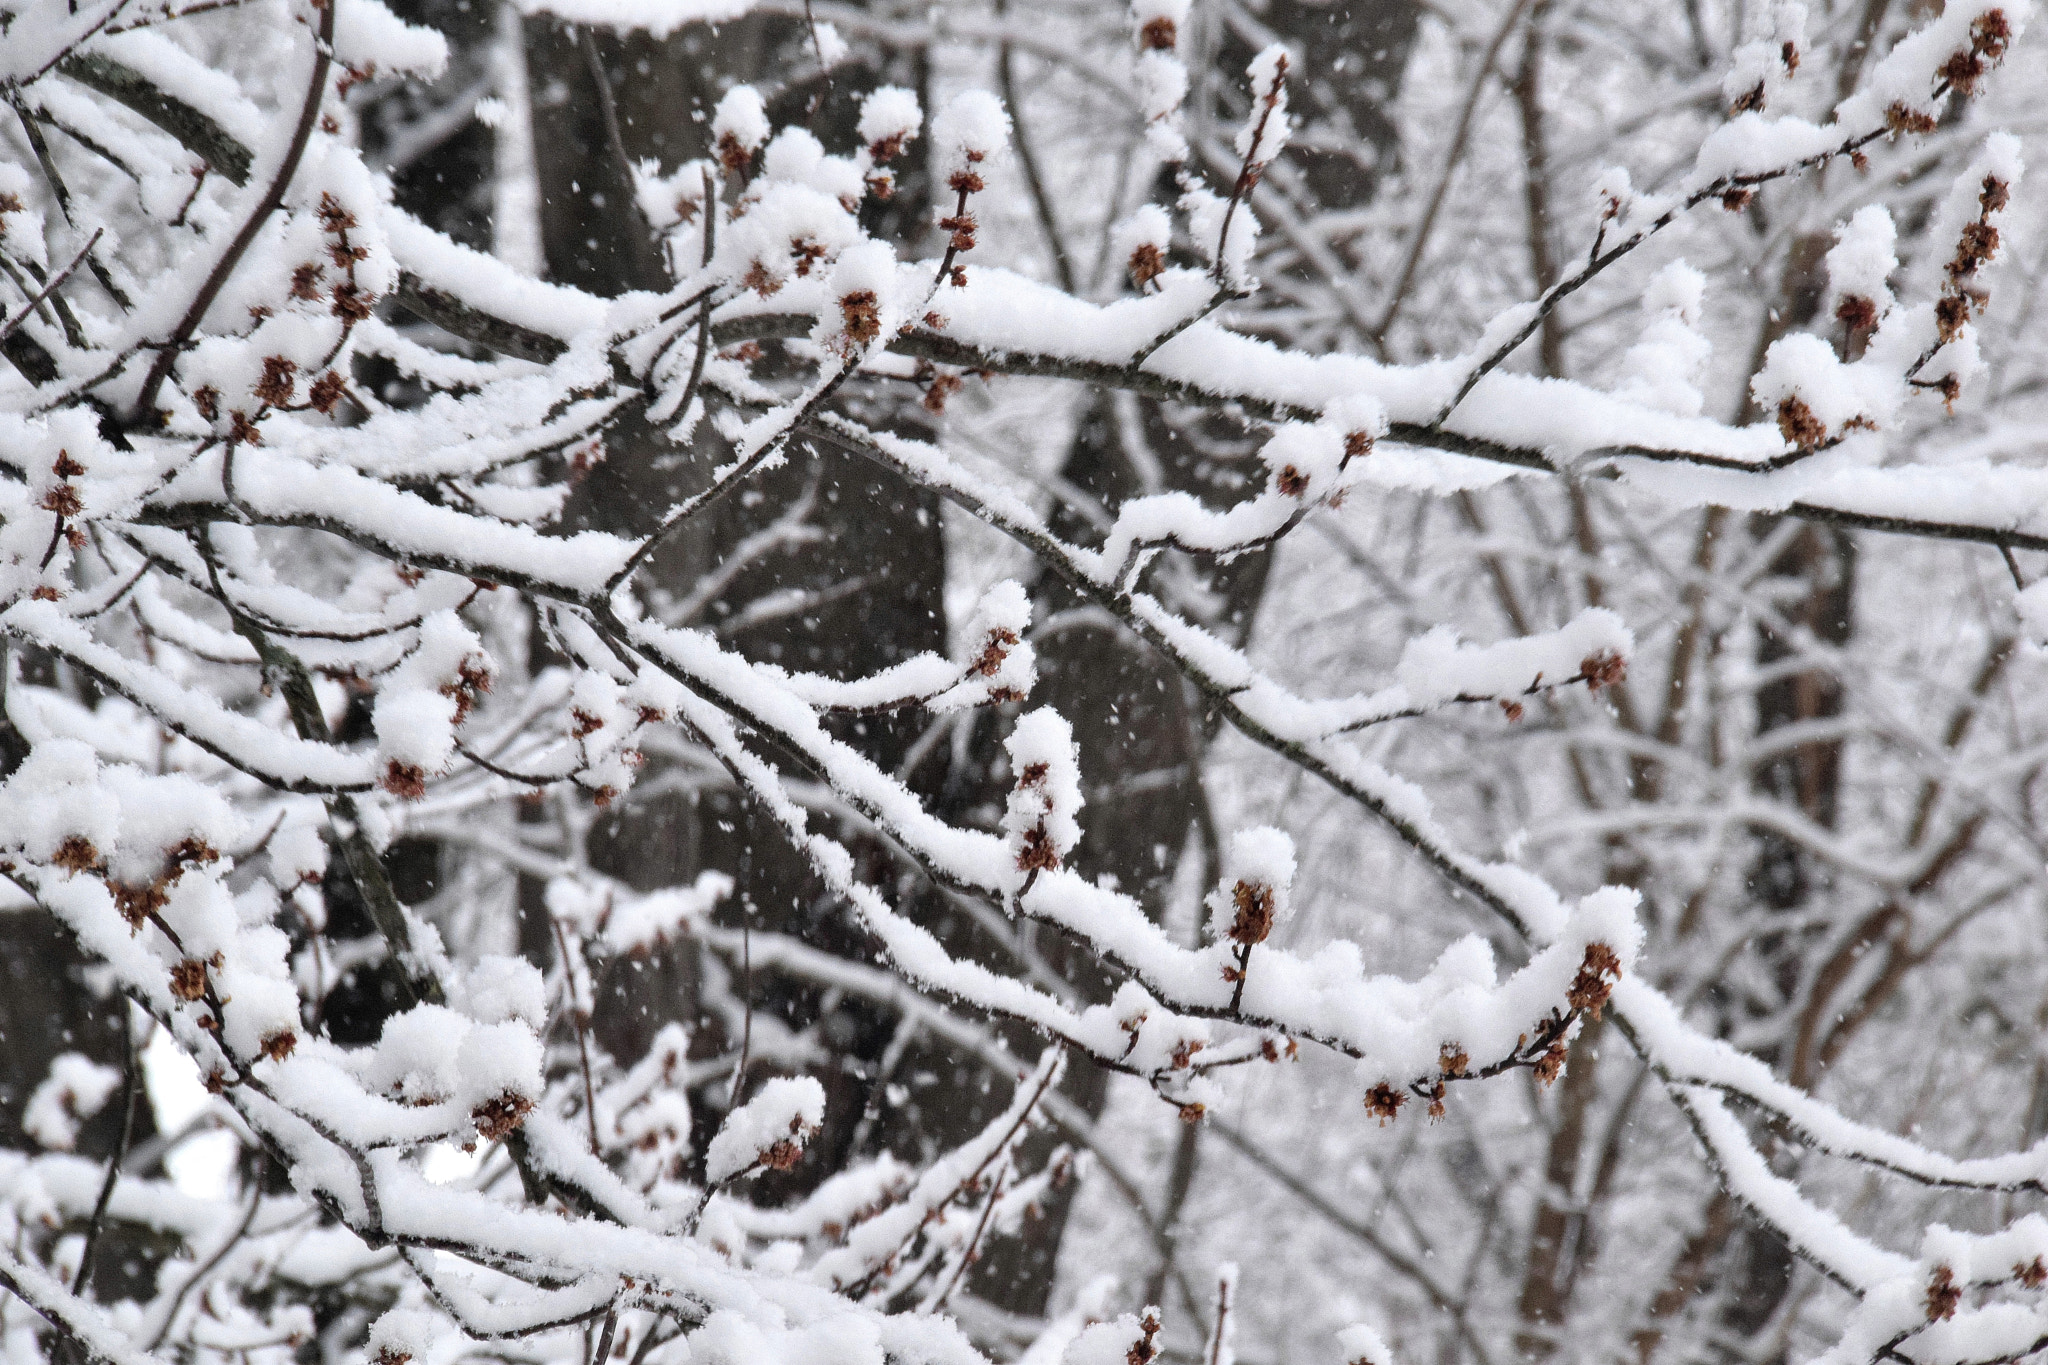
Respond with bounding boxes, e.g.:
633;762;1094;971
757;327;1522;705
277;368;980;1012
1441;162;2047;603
255;355;297;407
170;958;209;1001
308;371;348;414
472;1092;534;1141
716;132;753;175
1364;1081;1407;1124
51;835;100;874
1128;241;1165;290
1886;102;1938;135
112;880;168;928
381;761;428;800
839;289;881;347
1227;879;1277;946
969;627;1019;678
1567;942;1624;1019
1927;1265;1961;1322
1835;294;1879;332
1777;395;1827;450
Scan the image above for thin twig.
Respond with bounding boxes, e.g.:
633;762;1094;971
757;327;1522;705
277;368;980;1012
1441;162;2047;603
998;36;1075;295
1211;54;1289;289
70;1010;140;1301
552;917;603;1157
128;0;336;424
1374;0;1536;343
930;1158;1007;1310
0;229;103;351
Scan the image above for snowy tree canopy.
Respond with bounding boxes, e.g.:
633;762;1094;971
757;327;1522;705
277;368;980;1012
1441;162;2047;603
1;2;2046;1365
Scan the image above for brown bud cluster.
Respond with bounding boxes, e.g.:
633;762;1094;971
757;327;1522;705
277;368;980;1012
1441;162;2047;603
1929;173;2009;355
1776;394;1828;451
1566;942;1623;1019
1364;1081;1407;1125
1138;15;1176;49
309;371;347;414
1128;241;1165;290
1226;878;1276;947
1835;294;1879;333
381;760;429;801
1938;10;2012;97
52;835;101;874
1580;651;1627;692
440;657;493;725
170;958;209;1002
912;368;958;417
472;1091;534;1142
1927;1265;1961;1322
969;625;1020;686
1013;761;1062;875
1127;1310;1163;1365
938;212;978;255
839;290;881;348
1885;102;1938;136
255;355;297;407
716;132;753;175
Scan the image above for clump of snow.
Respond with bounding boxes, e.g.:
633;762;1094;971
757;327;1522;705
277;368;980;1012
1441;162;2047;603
1003;709;1084;884
1720;1;1807;114
1110;205;1174;291
1827;205;1898;325
1182;185;1258;289
857;86;922;162
366;1307;441;1365
711;85;771;172
1206;827;1296;946
706;1075;826;1183
1749;331;1890;446
1338;1323;1395;1365
0;740;118;871
1131;1;1195;159
372;611;492;797
333;0;449;79
931;90;1011;190
24;1054;122;1151
1614;261;1712;416
937;579;1036;708
1235;45;1293;172
1259;422;1349;502
1396;609;1633;708
454;956;548;1031
1065;1312;1157;1365
216;969;300;1061
454;1021;544;1117
809;21;848;67
365;1005;470;1103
